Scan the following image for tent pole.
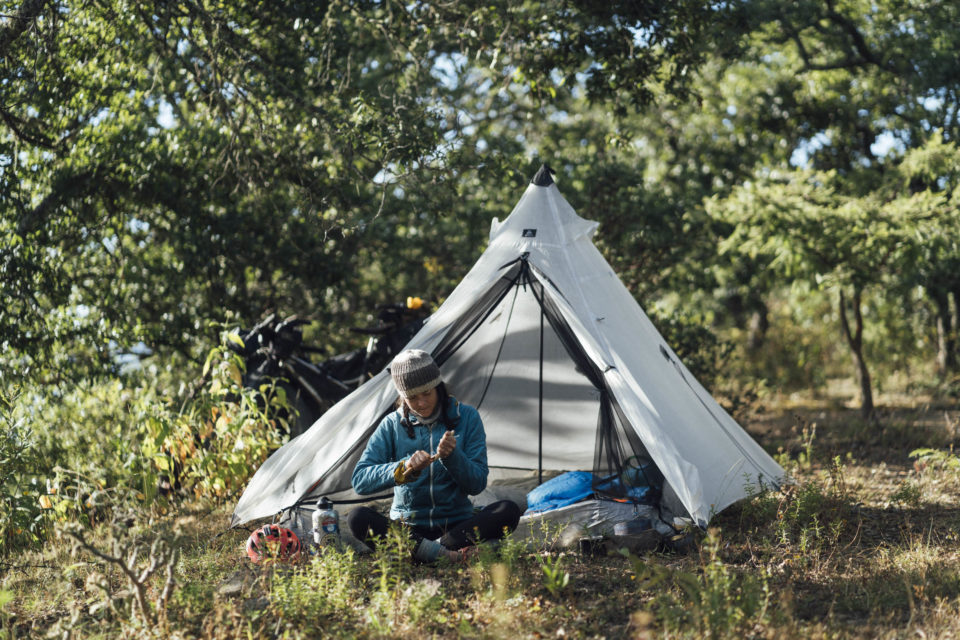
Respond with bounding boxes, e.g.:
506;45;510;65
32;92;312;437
538;288;544;485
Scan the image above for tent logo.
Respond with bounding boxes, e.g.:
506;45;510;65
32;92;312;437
522;229;537;237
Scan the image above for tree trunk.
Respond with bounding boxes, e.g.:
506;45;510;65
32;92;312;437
952;286;960;375
746;305;770;352
931;288;956;378
838;287;874;417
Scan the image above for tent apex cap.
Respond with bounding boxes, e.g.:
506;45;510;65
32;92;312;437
531;164;555;187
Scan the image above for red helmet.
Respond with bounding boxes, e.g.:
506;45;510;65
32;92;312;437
246;525;302;563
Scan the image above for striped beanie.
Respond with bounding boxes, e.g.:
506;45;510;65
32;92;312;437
390;349;442;398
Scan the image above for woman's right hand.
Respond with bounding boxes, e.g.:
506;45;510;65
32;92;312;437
405;450;435;474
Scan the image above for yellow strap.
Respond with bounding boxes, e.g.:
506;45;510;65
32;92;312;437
394;460;420;484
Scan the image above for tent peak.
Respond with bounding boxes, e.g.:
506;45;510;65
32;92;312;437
531;164;555;187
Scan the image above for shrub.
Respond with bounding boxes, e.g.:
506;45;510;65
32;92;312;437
272;548;361;624
137;336;291;502
5;331;294;552
0;389;50;556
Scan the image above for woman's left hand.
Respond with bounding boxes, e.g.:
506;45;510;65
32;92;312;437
437;430;456;459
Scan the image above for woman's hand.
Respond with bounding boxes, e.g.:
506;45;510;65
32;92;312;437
405;449;435;474
437;430;456;459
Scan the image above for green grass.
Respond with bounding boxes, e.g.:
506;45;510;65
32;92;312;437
4;404;960;638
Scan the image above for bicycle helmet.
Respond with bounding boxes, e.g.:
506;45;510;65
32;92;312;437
246;524;302;563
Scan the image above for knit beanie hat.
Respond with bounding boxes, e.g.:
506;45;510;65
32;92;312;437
390;349;442;398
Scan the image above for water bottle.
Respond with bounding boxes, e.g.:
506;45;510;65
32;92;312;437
311;497;340;549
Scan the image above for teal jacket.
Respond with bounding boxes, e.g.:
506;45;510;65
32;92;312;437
351;397;488;528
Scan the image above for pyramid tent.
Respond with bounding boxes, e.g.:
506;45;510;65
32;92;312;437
231;166;784;530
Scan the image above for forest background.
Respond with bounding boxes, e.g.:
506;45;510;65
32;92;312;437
2;1;960;638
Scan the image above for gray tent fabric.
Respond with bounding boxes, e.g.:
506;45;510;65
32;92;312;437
231;167;785;529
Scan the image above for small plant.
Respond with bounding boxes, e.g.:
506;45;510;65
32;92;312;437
272;546;360;625
365;521;416;631
910;447;960;473
798;421;817;470
826;455;850;499
467;529;525;605
618;548;670;591
373;521;414;593
890;481;923;509
768;461;855;552
782;482;825;530
661;528;772;639
739;482;780;529
773;418;817;475
522;516;567;552
402;578;443;626
536;552;571;598
494;528;527;582
489;562;511;601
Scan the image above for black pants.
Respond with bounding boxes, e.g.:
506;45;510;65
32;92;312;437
347;500;522;551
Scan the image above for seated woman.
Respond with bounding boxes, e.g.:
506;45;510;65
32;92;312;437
348;349;521;563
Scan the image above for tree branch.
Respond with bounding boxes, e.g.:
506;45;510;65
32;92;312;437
824;0;883;67
779;0;887;73
0;106;58;149
17;169;95;236
0;0;51;59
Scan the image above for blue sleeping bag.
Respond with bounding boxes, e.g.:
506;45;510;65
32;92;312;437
526;466;662;514
525;471;594;514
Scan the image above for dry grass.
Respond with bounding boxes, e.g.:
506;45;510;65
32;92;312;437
4;400;960;639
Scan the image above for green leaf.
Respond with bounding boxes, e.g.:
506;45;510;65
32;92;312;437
202;349;217;379
225;362;242;386
153;454;170;472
